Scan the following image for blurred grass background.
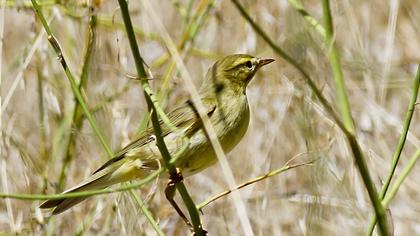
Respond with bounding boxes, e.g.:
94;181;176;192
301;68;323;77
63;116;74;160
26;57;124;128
1;0;420;235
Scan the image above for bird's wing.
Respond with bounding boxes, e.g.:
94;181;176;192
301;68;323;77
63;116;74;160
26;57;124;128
165;98;217;137
40;99;217;214
92;99;216;174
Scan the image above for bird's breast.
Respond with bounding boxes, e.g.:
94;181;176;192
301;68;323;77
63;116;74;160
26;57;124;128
178;94;250;175
217;95;250;153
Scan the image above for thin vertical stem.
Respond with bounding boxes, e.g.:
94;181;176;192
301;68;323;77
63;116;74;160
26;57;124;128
30;2;164;234
321;0;355;133
366;65;420;235
142;1;254;234
116;0;205;234
129;189;165;236
380;65;420;198
58;9;97;191
382;148;420;208
231;1;389;235
31;0;113;157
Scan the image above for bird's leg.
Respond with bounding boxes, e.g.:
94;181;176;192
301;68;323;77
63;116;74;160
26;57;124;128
165;168;193;229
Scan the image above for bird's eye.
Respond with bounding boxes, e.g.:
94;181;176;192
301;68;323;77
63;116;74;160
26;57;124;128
245;61;253;69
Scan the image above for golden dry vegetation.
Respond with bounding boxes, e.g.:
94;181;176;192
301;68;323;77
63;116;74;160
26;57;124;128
1;0;420;235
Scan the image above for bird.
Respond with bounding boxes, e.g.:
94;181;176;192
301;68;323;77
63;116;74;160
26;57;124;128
40;54;274;215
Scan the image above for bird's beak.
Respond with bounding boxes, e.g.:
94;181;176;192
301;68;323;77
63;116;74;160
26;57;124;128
257;58;275;68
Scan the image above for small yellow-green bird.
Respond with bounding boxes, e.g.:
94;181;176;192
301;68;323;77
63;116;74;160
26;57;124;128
40;54;274;214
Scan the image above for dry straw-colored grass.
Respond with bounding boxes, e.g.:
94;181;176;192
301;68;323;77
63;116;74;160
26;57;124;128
1;0;420;235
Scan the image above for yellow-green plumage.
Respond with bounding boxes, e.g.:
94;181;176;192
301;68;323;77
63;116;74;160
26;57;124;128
40;54;274;214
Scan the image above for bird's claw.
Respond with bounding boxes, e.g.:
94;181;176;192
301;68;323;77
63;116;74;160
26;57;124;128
169;168;184;185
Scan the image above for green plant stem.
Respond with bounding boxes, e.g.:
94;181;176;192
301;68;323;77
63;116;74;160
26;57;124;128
366;65;420;235
58;9;97;191
0;168;164;201
34;18;50;176
286;3;415;234
30;2;164;233
231;0;342;131
287;0;326;37
346;135;389;236
380;65;420;197
321;0;355;134
0;138;187;201
1;136;181;202
116;0;205;235
231;1;389;235
129;189;165;236
97;14;218;62
197;160;314;210
366;148;420;236
35;25;52;206
382;148;420;208
30;0;113;158
139;0;216;133
6;0;56;7
36;54;48;162
155;0;216;108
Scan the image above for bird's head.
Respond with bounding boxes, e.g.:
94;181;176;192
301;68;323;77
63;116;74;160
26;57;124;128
200;54;274;95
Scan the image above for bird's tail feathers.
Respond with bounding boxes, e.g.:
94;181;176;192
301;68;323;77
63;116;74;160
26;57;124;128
40;158;146;215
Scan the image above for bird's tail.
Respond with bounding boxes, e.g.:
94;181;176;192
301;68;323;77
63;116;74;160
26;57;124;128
40;157;148;215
